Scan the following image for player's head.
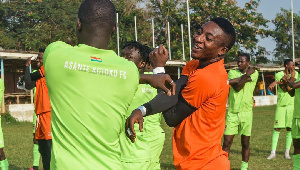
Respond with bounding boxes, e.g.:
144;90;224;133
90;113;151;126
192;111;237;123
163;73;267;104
284;59;294;70
143;45;153;72
121;41;150;72
37;48;45;67
191;17;236;60
238;53;250;71
77;0;116;48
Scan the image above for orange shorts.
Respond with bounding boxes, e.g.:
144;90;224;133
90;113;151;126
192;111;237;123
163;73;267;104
202;155;230;170
35;111;52;140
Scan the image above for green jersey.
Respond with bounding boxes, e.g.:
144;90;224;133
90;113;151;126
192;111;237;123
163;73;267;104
43;41;139;169
120;73;163;163
0;79;4;105
275;71;298;107
294;75;300;118
228;69;258;113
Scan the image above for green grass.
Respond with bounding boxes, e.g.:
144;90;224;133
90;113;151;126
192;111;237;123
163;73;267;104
1;105;294;169
160;105;294;170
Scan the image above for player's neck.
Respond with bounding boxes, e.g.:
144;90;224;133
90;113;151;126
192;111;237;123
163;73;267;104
78;33;110;50
198;56;224;68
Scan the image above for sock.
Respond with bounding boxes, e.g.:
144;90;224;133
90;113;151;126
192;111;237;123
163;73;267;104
0;158;9;170
294;154;300;170
271;130;280;151
33;144;41;167
286;131;292;150
241;161;248;170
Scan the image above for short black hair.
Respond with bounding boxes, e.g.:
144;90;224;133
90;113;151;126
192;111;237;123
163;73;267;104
143;45;152;65
39;48;45;53
122;41;150;62
78;0;116;32
239;53;250;62
211;17;236;50
284;59;293;68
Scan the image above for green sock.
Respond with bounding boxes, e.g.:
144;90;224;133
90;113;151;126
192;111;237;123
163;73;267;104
33;144;41;167
241;161;248;170
294;154;300;170
285;131;292;150
0;158;9;170
271;130;280;151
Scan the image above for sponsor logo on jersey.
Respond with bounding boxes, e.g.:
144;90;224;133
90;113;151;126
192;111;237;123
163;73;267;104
91;56;102;62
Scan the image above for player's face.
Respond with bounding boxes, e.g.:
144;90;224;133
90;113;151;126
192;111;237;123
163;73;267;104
36;52;44;67
121;47;145;69
238;56;249;71
286;61;295;71
191;21;227;60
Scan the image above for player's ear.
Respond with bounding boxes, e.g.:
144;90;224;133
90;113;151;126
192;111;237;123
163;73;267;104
139;61;146;69
77;18;82;32
111;23;117;37
218;47;228;56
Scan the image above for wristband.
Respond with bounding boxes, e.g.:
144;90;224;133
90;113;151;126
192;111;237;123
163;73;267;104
153;67;165;74
137;105;147;116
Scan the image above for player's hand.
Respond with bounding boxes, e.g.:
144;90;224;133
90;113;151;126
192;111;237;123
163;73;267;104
268;81;277;91
291;67;296;78
26;57;32;67
281;75;288;84
149;44;169;68
141;74;175;96
246;67;255;76
125;109;144;143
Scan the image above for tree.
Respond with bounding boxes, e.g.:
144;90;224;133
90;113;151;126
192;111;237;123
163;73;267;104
272;8;300;62
0;0;80;51
109;0;152;53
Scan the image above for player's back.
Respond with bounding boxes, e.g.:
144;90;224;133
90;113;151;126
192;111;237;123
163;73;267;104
43;41;139;169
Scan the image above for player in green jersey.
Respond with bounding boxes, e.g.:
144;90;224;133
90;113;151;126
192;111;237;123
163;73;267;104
280;67;300;169
0;79;8;170
120;41;165;169
267;59;297;160
223;53;258;170
43;0;174;169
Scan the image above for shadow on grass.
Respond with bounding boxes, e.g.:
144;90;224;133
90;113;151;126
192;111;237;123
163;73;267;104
161;162;175;169
10;164;25;170
229;148;285;157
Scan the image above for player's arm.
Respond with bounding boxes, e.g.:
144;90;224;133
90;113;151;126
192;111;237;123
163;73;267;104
268;81;280;91
125;75;190;142
231;68;255;92
24;58;42;90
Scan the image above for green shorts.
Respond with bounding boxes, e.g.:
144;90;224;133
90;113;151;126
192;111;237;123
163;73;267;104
33;113;37;133
292;118;300;139
144;131;165;170
0;115;4;148
274;105;293;128
224;111;253;136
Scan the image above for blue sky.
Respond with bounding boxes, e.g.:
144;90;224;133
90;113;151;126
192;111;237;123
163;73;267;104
236;0;300;60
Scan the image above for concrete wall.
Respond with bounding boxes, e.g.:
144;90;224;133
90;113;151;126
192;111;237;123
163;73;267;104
253;95;277;107
8;104;34;122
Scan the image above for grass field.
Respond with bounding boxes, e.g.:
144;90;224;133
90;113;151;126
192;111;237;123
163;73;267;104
1;105;294;169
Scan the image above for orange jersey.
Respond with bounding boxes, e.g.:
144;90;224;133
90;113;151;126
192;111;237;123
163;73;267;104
173;59;230;169
35;65;51;115
181;59;199;76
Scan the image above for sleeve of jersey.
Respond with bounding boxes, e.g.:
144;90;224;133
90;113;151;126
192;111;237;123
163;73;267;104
43;41;70;68
0;79;4;105
250;70;259;83
228;70;236;80
181;71;215;108
275;72;281;81
181;60;199;76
